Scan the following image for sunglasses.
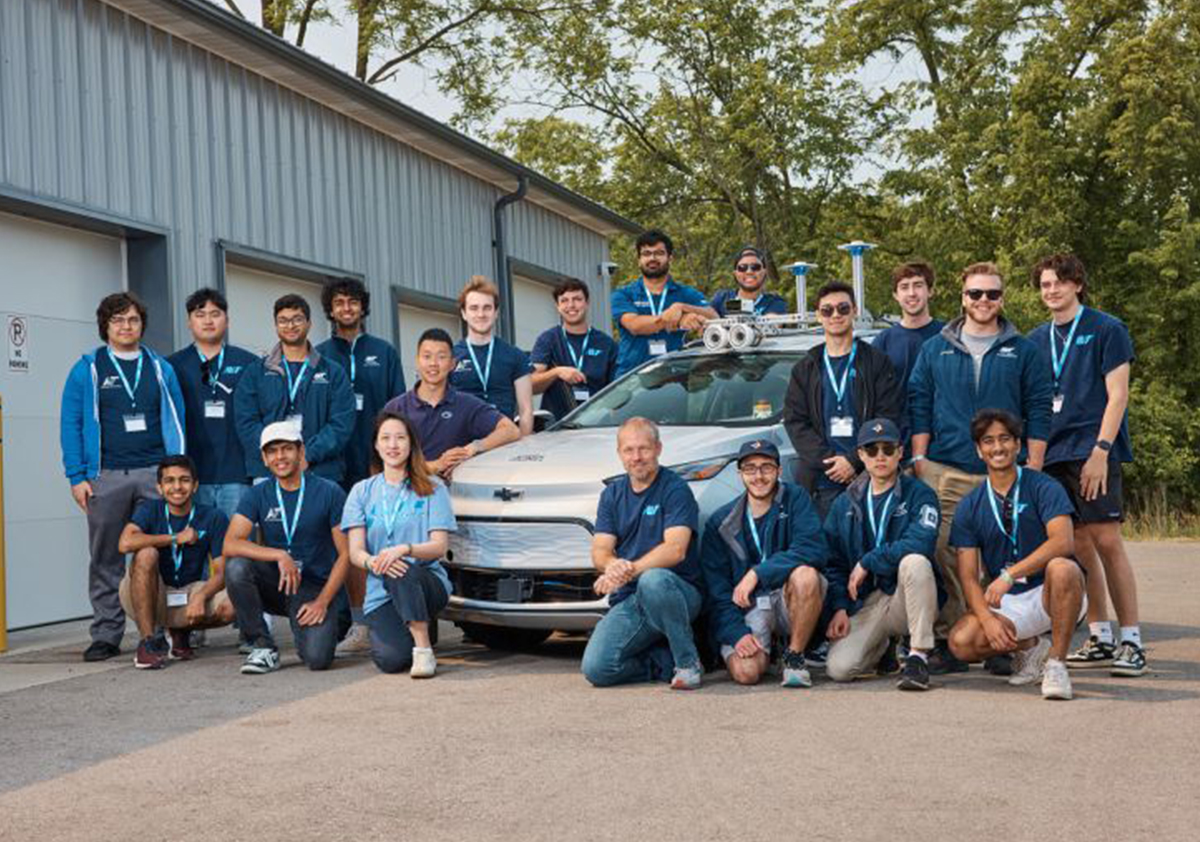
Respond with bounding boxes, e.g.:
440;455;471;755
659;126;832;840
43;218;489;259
736;263;764;273
964;288;1003;301
819;302;853;317
861;443;898;457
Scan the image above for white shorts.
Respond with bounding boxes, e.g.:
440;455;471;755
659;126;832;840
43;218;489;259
720;588;791;661
994;585;1088;641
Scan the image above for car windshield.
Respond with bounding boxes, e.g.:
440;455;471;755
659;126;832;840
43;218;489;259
557;351;802;429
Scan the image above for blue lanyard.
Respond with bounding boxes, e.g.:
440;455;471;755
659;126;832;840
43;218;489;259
866;487;895;550
348;335;359;385
107;348;144;407
165;503;196;574
466;338;494;395
643;279;669;317
379;478;413;542
198;344;226;393
822;342;857;409
745;506;764;561
562;328;592;370
1049;306;1085;388
283;358;309;408
986;467;1022;560
274;476;306;554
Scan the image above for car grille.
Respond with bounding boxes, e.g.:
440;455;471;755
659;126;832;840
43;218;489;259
452;568;599;604
447;520;594;570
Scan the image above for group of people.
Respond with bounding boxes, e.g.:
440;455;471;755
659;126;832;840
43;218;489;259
58;227;1144;699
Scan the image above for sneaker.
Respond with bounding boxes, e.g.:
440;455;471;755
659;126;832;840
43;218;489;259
335;623;372;655
410;647;437;679
926;642;969;675
1066;635;1115;669
169;630;195;661
237;638;254;655
896;654;931;691
875;641;901;677
669;665;702;690
1041;658;1073;700
1009;636;1052;686
805;640;830;668
1110;641;1148;677
134;637;167;670
985;653;1014;676
83;640;120;662
240;647;280;675
780;649;812;688
189;629;207;649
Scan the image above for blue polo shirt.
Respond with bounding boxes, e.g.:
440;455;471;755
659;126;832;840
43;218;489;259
450;336;533;420
530;325;619;420
131;500;229;587
611;277;710;375
168;343;257;484
594;467;703;605
96;350;166;469
949;468;1075;593
710;289;788;317
382;384;505;462
341;475;456;614
818;351;856;490
235;473;347;585
1027;308;1134;466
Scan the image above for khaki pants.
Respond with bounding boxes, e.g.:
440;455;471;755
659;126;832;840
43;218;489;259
826;555;938;681
118;573;231;630
921;459;986;636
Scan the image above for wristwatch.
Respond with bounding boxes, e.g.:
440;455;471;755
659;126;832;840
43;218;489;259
999;568;1015;586
1095;439;1112;453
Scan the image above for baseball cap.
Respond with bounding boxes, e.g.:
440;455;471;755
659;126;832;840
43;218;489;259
734;246;766;267
260;420;303;450
736;439;780;465
857;418;901;448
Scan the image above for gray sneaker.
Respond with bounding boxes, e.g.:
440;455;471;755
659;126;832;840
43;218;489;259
240;647;280;675
780;649;812;688
1009;636;1051;686
669;665;702;690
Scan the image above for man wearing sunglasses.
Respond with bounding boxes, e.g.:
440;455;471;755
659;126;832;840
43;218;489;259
783;280;903;519
710;247;789;317
908;262;1053;674
823;419;943;691
699;440;827;688
947;410;1085;700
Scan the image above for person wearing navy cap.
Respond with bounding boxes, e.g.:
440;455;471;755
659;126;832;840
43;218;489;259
822;418;943;691
698;438;827;687
710;247;789;318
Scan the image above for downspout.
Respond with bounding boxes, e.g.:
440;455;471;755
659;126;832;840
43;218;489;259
493;175;528;342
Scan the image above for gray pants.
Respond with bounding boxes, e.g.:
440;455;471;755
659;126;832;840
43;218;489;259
86;467;160;646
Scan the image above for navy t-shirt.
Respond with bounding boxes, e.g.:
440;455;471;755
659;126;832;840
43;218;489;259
611;277;710;375
873;320;943;428
96;349;165;469
818;351;856;490
235;473;347;584
451;336;533;420
594;468;703;605
382;385;504;462
131;500;229;587
168;343;256;484
1027;308;1134;465
949;468;1075;593
530;326;619;420
710;289;789;317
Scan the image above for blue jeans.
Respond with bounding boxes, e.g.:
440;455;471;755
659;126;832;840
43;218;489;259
365;566;450;674
195;482;249;519
581;568;702;687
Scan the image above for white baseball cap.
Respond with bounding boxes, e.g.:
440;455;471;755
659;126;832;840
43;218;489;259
260;420;303;450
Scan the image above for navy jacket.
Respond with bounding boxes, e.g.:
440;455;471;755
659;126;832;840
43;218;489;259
699;482;827;649
822;473;944;616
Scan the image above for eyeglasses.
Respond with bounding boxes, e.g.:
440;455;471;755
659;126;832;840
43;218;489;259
818;302;853;317
964;288;1003;301
275;315;308;327
862;443;898;457
109;315;142;327
639;249;669;259
736;263;764;273
739;464;779;477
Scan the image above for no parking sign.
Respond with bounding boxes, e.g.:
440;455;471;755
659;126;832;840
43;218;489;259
7;315;29;373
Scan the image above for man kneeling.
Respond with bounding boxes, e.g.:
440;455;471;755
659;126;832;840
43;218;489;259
948;410;1086;700
824;419;942;691
582;418;706;690
700;439;827;687
118;455;234;669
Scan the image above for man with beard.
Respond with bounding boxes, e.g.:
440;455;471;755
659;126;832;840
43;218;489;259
710;247;788;317
530;278;618;421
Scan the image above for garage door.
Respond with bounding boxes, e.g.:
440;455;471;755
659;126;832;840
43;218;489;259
512;275;561;354
397;303;461;374
223;263;329;357
0;211;125;629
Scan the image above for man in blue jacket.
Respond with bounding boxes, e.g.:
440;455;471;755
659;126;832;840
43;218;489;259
699;439;827;688
709;247;789;317
60;292;186;662
908;262;1053;673
234;294;356;483
823;419;943;691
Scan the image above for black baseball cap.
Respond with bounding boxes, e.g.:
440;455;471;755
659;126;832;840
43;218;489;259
736;439;780;465
734;246;766;267
857;418;901;447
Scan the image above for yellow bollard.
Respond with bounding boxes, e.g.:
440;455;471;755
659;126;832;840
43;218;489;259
0;393;7;652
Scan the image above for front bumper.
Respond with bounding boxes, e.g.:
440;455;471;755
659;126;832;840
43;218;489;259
442;596;608;632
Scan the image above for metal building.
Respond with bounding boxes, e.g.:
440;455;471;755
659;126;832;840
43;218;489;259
0;0;638;630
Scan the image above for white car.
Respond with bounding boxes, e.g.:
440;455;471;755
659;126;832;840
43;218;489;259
442;325;885;650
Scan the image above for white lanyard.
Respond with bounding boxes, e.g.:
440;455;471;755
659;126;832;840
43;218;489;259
165;503;196;575
1049;306;1085;389
466;338;494;395
283;358;310;408
745;506;764;561
823;342;857;409
643;279;669;317
562;328;592;370
107;348;144;407
986;467;1022;560
274;476;306;554
866;487;894;550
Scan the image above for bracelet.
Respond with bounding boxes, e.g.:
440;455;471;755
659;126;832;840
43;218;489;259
363;556;374;572
999;568;1015;586
911;455;927;462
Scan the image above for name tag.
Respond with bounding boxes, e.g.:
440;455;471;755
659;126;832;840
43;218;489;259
204;400;226;419
648;340;668;356
166;589;189;608
737;299;756;314
355;393;365;412
123;414;147;433
830;416;854;438
755;595;772;611
572;388;590;402
1052;394;1064;414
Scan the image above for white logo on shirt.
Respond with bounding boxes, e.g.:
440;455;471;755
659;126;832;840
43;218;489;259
454;359;471;373
997;346;1017;358
100;375;123;389
312;371;329;384
440;410;454;420
265;506;283;522
919;504;939;529
364;355;380;366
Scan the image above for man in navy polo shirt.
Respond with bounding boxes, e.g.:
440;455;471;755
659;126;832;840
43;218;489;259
948;410;1086;700
451;276;534;435
168;288;256;517
531;278;618;421
1028;254;1144;676
222;422;353;674
871;262;944;443
234;294;356;483
383;328;519;478
581;417;706;690
60;291;186;662
709;247;789;317
117;455;234;669
611;229;717;376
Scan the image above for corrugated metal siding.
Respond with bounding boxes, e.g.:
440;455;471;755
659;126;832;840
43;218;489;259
0;0;612;344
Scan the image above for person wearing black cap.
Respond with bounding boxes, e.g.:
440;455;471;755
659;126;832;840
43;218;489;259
823;418;943;691
710;247;789;317
698;439;827;687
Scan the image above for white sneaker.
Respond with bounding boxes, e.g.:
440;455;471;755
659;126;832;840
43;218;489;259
410;647;437;679
669;665;702;690
1008;636;1051;686
1042;659;1073;700
240;647;280;675
335;623;372;655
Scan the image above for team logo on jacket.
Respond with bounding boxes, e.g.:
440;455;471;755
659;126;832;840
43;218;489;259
997;346;1017;358
364;355;380;367
919;504;939;529
312;371;329;383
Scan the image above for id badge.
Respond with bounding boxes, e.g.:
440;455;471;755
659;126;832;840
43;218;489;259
123;414;147;433
166;589;189;608
737;298;756;314
755;595;772;611
204;400;226;419
572;388;590;403
355;393;365;412
1052;394;1064;414
648;340;668;356
830;416;854;438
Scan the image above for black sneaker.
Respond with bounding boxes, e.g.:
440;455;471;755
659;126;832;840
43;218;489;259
805;640;830;668
83;641;120;662
874;640;901;676
1110;641;1148;677
985;653;1014;676
897;655;931;691
1066;635;1115;669
926;642;969;675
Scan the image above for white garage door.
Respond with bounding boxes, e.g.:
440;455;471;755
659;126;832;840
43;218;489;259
512;275;561;354
223;263;329;357
397;304;461;375
0;211;125;629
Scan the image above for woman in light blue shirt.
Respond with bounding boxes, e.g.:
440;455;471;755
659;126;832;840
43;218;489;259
341;410;455;677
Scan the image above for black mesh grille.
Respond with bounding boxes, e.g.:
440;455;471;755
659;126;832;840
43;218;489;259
453;567;598;604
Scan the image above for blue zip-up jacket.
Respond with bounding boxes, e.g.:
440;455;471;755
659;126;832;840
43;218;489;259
59;346;186;485
233;342;356;481
908;316;1052;474
822;473;944;616
699;482;827;649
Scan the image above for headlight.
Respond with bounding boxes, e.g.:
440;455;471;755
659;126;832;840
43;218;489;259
664;455;736;482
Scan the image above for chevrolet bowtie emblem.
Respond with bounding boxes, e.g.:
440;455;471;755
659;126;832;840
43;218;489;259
494;487;524;501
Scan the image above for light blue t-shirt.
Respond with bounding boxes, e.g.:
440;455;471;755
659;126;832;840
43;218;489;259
340;474;457;615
